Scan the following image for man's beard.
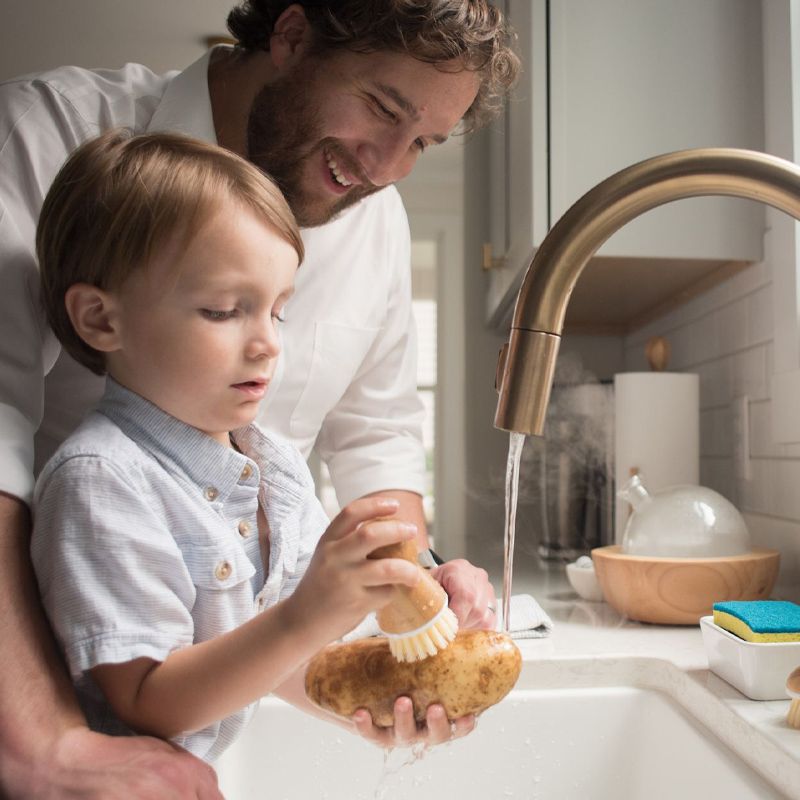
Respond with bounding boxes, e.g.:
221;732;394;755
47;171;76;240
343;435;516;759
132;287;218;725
246;61;382;227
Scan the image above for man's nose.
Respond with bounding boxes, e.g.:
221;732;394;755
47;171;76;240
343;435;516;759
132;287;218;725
357;134;418;187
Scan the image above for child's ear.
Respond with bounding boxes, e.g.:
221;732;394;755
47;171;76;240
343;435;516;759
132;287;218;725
269;4;313;69
64;283;122;353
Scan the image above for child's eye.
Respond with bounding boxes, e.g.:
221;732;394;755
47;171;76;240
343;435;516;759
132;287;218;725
272;310;286;324
201;308;237;321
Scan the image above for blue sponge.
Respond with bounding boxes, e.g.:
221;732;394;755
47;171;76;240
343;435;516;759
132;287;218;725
712;600;800;642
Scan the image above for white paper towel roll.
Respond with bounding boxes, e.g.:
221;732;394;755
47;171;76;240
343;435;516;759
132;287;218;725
613;372;699;542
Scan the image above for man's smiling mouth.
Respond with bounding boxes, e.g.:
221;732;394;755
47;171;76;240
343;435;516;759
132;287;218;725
324;149;354;187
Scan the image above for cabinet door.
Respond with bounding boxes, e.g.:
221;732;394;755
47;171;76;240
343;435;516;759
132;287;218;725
549;0;765;261
486;0;549;326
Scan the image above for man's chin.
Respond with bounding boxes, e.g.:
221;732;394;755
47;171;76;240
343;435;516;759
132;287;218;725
293;187;383;228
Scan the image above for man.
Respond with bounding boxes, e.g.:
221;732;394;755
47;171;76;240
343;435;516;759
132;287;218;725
0;1;518;796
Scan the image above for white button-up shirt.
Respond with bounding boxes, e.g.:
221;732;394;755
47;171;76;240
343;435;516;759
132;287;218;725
0;49;426;506
31;379;329;762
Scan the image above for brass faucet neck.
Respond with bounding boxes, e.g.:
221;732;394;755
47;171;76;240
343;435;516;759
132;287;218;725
496;148;800;435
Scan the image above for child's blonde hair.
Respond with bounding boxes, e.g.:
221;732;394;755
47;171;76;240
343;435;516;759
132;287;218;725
38;129;304;375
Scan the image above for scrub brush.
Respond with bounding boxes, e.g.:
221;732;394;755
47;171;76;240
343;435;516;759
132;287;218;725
369;540;458;662
787;666;800;730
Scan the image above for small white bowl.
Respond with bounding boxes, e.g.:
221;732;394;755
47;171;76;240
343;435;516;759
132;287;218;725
566;560;605;602
700;615;800;700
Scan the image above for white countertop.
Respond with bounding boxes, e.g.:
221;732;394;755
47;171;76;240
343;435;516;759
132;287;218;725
481;547;800;799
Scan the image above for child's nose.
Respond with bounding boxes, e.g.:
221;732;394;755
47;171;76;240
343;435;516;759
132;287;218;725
248;318;281;360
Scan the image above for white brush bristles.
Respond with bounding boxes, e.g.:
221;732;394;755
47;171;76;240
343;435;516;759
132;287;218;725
385;605;459;662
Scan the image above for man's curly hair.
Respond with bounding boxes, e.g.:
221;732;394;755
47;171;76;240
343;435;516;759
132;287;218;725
226;0;519;133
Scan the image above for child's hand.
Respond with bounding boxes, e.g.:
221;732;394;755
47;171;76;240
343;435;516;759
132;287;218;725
289;497;421;642
352;699;476;748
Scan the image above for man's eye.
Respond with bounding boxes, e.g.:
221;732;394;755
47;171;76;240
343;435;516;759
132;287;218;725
414;138;427;152
201;309;237;321
371;96;397;122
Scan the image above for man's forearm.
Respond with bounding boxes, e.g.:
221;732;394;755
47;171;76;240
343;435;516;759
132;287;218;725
0;493;86;787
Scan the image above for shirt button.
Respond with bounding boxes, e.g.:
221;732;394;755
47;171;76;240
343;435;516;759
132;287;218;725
214;560;232;581
257;597;265;610
237;520;251;537
204;486;219;502
240;464;253;481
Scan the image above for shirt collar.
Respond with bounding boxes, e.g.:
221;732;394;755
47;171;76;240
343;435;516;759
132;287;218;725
97;378;256;505
147;47;220;143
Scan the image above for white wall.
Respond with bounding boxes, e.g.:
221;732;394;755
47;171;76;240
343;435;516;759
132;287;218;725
0;0;231;80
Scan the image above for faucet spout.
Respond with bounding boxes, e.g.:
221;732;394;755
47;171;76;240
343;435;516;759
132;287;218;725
494;148;800;435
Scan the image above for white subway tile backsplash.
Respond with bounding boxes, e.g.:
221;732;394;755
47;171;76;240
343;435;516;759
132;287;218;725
701;406;734;457
739;457;771;514
782;443;800;459
742;512;800;599
766;342;774;388
684;314;717;365
768;459;800;521
717;298;749;355
749;399;780;458
732;345;769;400
621;345;649;372
665;322;694;368
622;258;798;584
697;358;733;408
700;456;735;501
700;409;715;455
747;285;774;345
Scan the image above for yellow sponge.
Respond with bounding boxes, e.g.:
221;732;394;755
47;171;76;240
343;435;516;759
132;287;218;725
712;600;800;643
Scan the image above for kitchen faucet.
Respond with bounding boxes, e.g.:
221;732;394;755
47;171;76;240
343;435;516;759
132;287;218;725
494;148;800;435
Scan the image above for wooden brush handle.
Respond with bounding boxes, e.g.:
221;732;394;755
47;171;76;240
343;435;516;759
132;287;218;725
369;540;419;564
369;540;447;635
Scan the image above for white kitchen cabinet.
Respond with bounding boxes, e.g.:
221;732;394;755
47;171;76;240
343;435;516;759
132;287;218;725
485;0;765;333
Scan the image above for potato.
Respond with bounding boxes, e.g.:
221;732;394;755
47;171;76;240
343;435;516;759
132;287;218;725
304;630;522;727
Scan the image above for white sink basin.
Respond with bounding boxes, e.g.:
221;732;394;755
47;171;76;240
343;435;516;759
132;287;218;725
216;657;790;799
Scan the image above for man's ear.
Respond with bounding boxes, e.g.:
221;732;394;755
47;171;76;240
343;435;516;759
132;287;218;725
270;3;313;69
64;283;123;353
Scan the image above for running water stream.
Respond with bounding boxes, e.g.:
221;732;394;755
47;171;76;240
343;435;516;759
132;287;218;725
369;431;526;797
502;432;526;632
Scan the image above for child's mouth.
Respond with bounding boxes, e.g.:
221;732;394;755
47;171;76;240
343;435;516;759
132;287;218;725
232;380;267;398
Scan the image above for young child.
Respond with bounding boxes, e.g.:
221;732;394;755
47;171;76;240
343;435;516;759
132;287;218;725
29;130;422;763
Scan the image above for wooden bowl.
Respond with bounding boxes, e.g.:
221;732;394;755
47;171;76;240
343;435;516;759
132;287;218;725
591;545;780;625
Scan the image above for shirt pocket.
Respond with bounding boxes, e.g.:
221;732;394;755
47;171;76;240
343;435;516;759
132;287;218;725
182;542;257;643
183;541;256;592
290;321;378;440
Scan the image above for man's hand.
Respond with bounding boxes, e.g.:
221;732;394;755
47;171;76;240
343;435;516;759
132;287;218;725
362;491;497;630
433;559;497;630
24;727;223;800
352;697;475;749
